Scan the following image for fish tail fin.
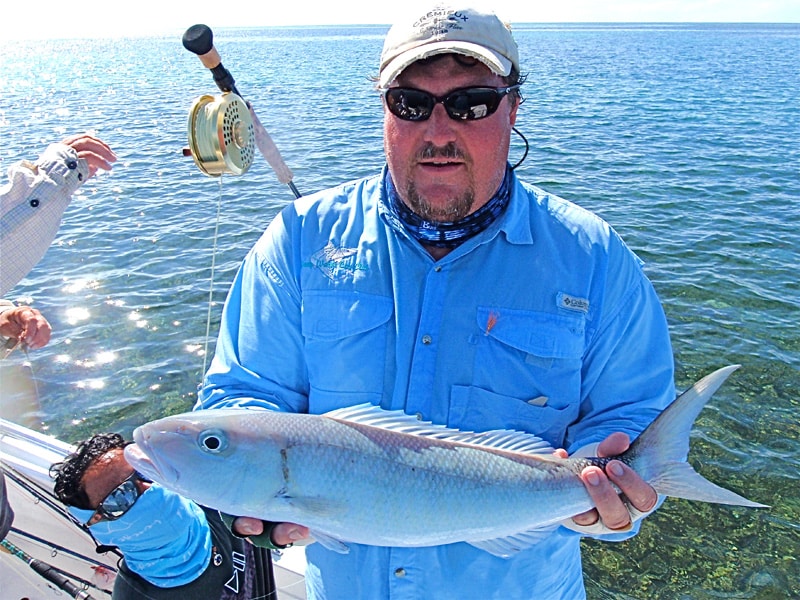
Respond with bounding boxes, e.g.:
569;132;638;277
627;365;768;508
649;461;767;507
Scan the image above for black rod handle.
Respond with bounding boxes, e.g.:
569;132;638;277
182;24;241;97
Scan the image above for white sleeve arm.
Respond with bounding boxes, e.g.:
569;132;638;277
0;144;89;295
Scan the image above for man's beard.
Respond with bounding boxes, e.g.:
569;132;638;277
404;143;475;222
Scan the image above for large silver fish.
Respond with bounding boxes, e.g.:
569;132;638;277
126;365;766;557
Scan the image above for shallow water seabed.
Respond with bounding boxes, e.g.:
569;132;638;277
583;360;799;600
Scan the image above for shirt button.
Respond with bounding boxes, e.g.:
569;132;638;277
394;568;406;578
434;266;442;272
421;335;432;345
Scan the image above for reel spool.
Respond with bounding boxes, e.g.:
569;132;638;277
187;92;255;176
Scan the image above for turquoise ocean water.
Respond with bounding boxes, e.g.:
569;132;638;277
1;23;798;598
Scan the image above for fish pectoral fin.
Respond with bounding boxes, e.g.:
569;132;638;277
283;495;348;518
467;525;560;558
309;530;350;554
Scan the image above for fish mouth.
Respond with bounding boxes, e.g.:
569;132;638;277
125;426;179;485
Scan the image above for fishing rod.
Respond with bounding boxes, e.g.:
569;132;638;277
2;467;122;565
1;422;119;596
182;24;302;199
1;538;98;600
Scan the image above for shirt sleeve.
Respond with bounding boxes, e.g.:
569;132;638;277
562;235;675;542
0;299;16;342
196;207;310;413
568;269;675;452
0;143;89;295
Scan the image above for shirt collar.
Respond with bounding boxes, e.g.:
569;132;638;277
496;169;534;246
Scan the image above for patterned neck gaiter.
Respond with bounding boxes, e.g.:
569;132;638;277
384;165;512;249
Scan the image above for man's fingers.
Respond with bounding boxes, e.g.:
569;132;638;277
574;460;658;531
232;516;264;537
61;134;117;178
579;466;632;531
596;432;630;457
606;460;658;513
77;149;117;178
571;507;600;527
272;523;310;546
22;312;51;349
3;307;51;349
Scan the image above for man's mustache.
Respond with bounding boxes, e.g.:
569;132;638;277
417;143;466;161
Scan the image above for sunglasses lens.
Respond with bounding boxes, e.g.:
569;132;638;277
98;478;141;520
444;89;501;120
385;87;516;122
385;89;434;121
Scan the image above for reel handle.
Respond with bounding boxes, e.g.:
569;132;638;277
182;25;242;98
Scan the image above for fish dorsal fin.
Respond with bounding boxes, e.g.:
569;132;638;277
324;403;555;456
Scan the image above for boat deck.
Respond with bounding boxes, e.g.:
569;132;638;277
274;546;308;599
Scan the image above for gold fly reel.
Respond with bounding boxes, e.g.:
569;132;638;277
187;92;255;176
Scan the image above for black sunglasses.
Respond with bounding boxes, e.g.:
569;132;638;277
89;471;145;524
382;85;521;122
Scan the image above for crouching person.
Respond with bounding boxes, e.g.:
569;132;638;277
50;433;275;599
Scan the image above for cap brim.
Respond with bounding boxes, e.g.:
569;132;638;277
379;41;512;88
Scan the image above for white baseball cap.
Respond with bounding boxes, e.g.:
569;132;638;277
379;3;520;88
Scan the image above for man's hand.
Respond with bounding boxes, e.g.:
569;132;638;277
61;134;117;178
232;516;310;547
571;432;658;531
0;306;51;350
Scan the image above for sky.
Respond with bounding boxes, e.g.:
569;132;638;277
2;0;798;40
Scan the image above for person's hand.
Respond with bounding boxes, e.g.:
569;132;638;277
0;306;52;350
61;134;117;178
570;432;658;531
232;516;310;547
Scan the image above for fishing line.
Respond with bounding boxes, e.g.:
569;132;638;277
22;346;42;406
201;178;224;377
182;24;304;383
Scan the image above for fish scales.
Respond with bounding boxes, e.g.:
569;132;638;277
278;416;593;545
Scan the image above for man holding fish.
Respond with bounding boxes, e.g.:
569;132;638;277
172;3;687;598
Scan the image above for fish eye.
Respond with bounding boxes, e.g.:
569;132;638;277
198;429;227;454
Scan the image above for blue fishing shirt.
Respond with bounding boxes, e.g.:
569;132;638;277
197;166;676;600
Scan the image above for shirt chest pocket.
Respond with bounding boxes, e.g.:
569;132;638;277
301;290;393;413
452;307;586;446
